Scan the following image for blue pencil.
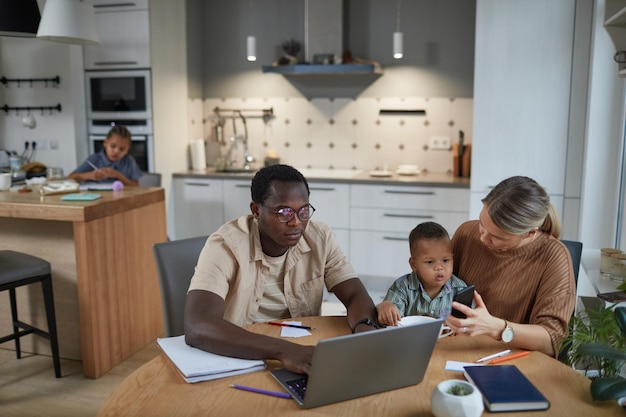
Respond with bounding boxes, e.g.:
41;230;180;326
229;384;291;399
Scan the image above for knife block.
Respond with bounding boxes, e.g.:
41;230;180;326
452;143;471;178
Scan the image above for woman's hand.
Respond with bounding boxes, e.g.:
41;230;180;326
446;291;501;339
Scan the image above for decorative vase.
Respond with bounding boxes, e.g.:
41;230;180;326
431;379;484;417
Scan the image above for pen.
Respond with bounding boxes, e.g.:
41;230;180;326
476;349;511;363
86;160;99;171
488;350;530;364
267;321;315;330
229;384;291;399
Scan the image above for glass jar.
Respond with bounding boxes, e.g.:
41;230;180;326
601;248;622;277
610;253;626;283
46;167;64;181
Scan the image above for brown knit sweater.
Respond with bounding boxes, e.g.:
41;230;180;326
451;221;576;357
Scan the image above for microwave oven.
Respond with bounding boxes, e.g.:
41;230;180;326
86;69;152;120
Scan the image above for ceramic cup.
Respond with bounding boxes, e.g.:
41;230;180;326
0;172;11;190
398;315;454;338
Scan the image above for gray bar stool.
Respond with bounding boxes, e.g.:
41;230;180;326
0;250;61;378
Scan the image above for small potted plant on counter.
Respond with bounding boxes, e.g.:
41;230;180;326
561;303;626;403
431;379;483;417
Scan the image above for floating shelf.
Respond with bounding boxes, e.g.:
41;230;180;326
262;64;382;75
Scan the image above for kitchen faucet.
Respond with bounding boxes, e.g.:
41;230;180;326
225;111;255;170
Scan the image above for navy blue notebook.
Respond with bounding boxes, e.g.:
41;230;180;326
464;365;550;412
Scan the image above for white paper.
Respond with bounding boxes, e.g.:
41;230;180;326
280;321;312;338
445;360;484;372
157;335;266;383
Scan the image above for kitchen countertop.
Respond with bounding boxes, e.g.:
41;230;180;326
173;167;470;188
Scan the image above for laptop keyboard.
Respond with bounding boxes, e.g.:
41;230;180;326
285;376;308;400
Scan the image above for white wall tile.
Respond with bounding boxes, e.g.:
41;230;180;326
196;96;472;172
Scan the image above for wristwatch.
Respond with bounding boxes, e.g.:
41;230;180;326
500;320;514;343
351;318;381;333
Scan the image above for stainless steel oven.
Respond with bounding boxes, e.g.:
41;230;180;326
85;69;154;172
86;69;152;120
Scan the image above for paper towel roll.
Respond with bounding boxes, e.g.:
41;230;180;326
190;139;207;171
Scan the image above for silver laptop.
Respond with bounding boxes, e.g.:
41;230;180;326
271;318;443;408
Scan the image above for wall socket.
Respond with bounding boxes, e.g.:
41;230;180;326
429;136;451;150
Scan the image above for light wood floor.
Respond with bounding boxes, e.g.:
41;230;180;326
0;342;161;417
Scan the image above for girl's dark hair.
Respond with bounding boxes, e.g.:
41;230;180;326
251;164;309;204
107;125;132;141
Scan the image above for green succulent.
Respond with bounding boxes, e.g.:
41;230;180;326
561;304;626;401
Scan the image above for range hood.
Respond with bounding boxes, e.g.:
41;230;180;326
262;0;382;76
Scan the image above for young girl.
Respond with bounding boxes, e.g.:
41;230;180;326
68;125;142;186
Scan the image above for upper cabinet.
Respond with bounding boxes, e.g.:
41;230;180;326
83;0;150;70
604;0;626;77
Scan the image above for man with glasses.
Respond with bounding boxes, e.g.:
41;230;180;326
185;164;379;375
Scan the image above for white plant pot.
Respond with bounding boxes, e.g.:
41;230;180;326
431;379;484;417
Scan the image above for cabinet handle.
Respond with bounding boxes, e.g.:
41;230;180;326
234;184;250;188
93;61;140;66
383;236;408;241
184;181;211;187
383;213;434;219
94;3;138;8
383;190;435;195
310;187;336;191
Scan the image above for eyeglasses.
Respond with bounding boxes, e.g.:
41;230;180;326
262;204;316;223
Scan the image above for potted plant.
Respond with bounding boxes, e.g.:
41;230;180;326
561;303;626;402
431;379;484;417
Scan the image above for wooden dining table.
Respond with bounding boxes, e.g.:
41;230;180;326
97;316;621;416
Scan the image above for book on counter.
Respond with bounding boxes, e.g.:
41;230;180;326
157;335;266;383
463;364;550;412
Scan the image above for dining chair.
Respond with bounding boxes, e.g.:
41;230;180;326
153;235;209;337
559;239;583;363
561;239;583;287
0;250;61;377
139;172;162;187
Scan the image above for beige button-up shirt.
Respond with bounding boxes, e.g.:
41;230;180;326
188;215;357;326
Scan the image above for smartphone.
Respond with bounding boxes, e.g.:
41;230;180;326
597;291;626;303
451;285;475;319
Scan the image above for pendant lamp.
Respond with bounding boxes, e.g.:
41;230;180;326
393;0;403;59
0;0;41;38
37;0;100;45
247;36;257;62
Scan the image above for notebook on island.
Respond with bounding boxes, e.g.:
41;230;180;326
463;364;550;412
271;318;443;408
60;193;102;201
157;335;266;383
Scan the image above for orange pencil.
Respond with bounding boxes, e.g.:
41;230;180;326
488;350;530;364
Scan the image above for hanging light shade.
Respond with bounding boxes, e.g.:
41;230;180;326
247;36;257;62
393;32;403;59
37;0;100;45
0;0;41;38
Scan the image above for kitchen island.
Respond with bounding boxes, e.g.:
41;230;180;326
0;187;167;378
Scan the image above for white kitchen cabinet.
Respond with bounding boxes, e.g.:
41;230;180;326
308;182;350;254
172;177;224;240
349;184;469;284
84;1;150;69
471;0;575;200
222;179;252;222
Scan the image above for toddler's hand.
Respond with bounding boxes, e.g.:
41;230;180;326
377;301;401;326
